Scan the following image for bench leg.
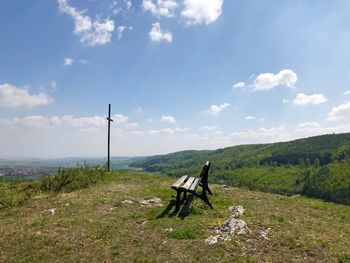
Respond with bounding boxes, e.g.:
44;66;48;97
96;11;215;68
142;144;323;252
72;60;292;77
200;190;213;209
191;189;213;209
175;190;182;212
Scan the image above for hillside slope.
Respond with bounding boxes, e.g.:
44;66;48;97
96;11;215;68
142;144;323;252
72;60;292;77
0;172;349;262
131;133;350;204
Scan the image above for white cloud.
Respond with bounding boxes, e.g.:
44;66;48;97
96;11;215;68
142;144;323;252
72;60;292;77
175;127;189;132
51;80;57;92
199;126;217;131
207;103;230;115
14;116;50;128
253;69;297;91
12;114;131;128
125;122;138;129
149;128;175;136
0;83;53;109
160;115;176;123
125;0;132;10
117;26;126;39
149;22;172;42
232;82;245;90
112;114;129;123
58;0;115;46
57;115;106;127
131;127;189;137
292;93;327;106
182;0;223;25
64;57;73;66
343;90;350;95
143;0;178;17
297;122;320;128
327;101;350;121
282;98;289;104
77;59;90;64
245;116;256;120
230;125;291;143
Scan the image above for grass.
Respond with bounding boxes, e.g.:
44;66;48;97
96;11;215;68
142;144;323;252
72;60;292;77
0;172;349;262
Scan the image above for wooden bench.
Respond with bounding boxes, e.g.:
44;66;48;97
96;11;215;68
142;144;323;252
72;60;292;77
171;161;213;211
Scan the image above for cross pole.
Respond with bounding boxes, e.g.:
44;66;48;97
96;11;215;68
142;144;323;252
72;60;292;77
106;104;113;172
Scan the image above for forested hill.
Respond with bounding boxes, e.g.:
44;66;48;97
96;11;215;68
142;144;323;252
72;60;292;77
130;133;350;205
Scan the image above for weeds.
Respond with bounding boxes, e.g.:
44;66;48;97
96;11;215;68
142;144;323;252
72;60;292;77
0;164;108;210
40;164;108;193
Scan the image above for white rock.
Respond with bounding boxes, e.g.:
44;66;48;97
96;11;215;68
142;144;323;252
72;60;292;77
46;208;56;215
218;218;250;235
139;198;163;206
165;228;174;232
258;228;271;240
205;235;218;246
229;205;245;218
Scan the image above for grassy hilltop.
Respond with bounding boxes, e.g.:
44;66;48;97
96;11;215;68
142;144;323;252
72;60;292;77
131;133;350;205
0;172;349;262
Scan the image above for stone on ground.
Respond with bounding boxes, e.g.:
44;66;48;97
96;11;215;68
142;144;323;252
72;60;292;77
229;205;244;218
139;198;163;206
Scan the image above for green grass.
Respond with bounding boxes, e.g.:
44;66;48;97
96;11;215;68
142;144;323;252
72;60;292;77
0;172;349;262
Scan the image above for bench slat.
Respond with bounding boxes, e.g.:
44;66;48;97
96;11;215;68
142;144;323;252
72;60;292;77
171;175;188;189
189;178;200;192
181;176;196;190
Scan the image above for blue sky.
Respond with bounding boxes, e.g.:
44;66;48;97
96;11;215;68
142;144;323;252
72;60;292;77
1;0;350;158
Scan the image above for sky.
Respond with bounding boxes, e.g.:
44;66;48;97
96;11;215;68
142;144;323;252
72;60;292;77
1;0;350;158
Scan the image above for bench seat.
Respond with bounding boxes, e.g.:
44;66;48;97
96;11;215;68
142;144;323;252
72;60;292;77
171;175;188;190
170;161;213;211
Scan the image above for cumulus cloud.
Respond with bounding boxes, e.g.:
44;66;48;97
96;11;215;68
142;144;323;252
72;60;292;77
112;114;129;123
232;82;245;90
327;101;350;121
10;114;132;128
125;122;138;129
230;125;291;143
14;116;50;128
199;126;218;131
245;116;256;120
292;93;327;106
253;69;297;91
182;0;223;25
131;127;188;137
51;80;57;92
117;26;126;39
297;122;320;128
58;0;115;46
53;115;106;127
149;22;172;42
143;0;178;17
160;115;176;123
207;103;230;115
64;57;73;66
125;0;132;10
77;59;90;64
343;90;350;95
0;83;53;109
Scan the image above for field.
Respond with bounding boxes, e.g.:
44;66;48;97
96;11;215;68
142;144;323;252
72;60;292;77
0;172;349;262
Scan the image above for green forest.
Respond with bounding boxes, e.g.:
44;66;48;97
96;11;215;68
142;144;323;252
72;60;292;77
131;133;350;205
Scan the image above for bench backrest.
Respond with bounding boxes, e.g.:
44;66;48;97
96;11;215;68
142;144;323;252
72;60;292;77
199;161;210;186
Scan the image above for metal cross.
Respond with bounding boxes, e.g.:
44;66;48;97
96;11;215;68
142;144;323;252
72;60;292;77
107;104;113;172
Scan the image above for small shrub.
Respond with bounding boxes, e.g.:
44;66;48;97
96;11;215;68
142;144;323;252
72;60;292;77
166;229;197;239
339;255;350;263
40;164;108;193
0;180;29;209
